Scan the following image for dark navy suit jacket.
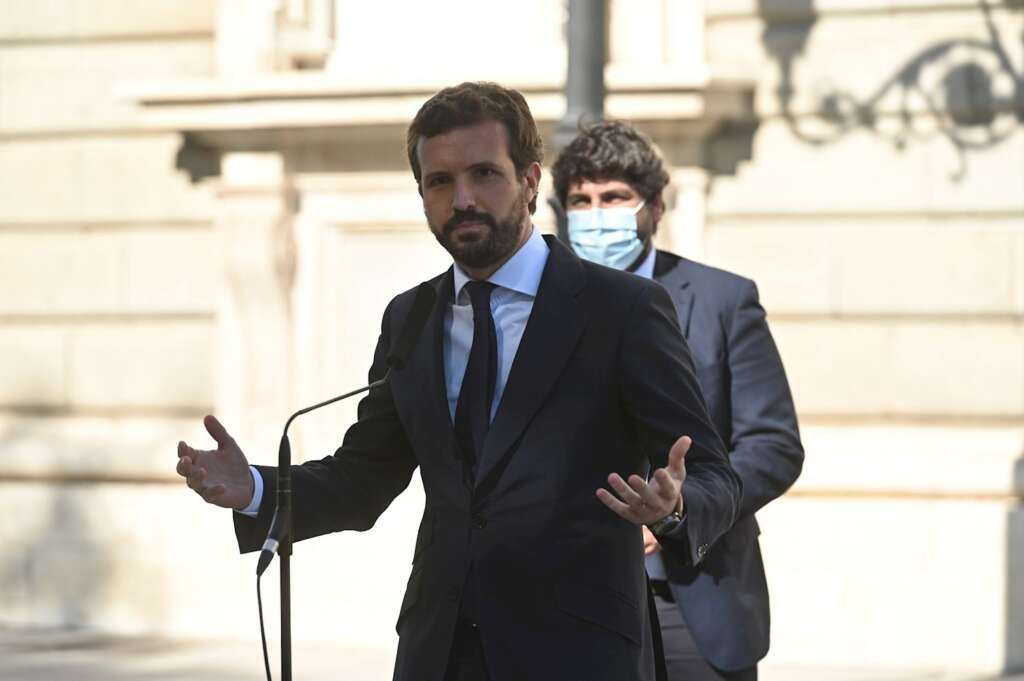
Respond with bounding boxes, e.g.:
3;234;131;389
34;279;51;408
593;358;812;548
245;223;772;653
654;250;803;672
234;237;741;681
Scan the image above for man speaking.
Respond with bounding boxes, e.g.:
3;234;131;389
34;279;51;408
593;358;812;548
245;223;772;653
175;82;740;681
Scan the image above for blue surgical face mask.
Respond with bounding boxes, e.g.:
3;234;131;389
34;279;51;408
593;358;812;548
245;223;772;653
567;201;646;270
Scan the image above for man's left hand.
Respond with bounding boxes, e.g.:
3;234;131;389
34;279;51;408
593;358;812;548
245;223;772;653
596;435;689;526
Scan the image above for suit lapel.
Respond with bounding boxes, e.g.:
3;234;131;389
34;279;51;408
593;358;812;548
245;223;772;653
403;269;457;460
654;251;694;338
474;237;587;488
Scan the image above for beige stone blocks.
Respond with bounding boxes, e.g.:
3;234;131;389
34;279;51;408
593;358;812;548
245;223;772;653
705;217;1024;316
795;423;1024;497
69;320;214;410
704;221;836;314
121;228;219;313
0;39;214;134
0;414;205;480
0;135;215;223
0;474;425;650
0;0;215;41
772;318;1024;417
0;227;216;315
707;122;1024;216
0;325;67;407
708;0;988;18
0;482;254;634
0;231;122;314
0;320;215;411
759;494;1015;672
706;3;1023;117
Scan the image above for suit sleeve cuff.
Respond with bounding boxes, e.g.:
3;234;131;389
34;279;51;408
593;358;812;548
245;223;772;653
234;466;263;517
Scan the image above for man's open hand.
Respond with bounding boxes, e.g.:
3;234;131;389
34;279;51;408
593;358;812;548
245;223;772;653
596;435;689;526
176;415;253;510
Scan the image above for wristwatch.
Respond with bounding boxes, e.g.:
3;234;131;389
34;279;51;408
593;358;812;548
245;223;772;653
647;510;685;537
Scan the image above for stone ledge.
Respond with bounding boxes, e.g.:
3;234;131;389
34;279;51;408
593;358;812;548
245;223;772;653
0;415;207;482
122;71;755;149
794;424;1024;497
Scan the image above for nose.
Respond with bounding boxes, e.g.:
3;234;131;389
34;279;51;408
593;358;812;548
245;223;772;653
452;178;476;212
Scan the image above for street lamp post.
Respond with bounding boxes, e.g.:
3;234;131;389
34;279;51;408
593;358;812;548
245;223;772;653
552;0;607;242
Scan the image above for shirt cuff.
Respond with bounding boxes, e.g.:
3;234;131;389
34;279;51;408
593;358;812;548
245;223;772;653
235;466;263;518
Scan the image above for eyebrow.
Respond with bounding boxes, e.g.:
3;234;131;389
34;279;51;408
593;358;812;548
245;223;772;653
567;189;634;201
468;161;503;173
422;170;450;183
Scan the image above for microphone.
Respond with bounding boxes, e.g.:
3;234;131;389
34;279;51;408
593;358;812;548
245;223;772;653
255;282;438;577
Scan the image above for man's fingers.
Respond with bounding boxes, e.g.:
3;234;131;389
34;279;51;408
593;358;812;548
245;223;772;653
626;474;670;509
667;435;691;478
203;414;235;449
595;488;639;523
176;456;192;477
608;474;644;507
184;468;207;491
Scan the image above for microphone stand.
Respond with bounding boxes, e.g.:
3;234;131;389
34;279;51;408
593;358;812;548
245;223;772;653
256;279;436;681
265;370;391;681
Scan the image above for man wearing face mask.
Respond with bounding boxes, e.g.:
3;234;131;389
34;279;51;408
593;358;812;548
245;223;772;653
551;120;804;681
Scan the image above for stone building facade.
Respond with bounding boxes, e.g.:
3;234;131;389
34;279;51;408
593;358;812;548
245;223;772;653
1;0;1022;676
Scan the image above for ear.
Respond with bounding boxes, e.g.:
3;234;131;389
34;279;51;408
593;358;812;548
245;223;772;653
522;162;542;202
650;193;665;225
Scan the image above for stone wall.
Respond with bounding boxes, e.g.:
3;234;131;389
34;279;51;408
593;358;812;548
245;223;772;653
0;0;222;631
702;0;1024;672
0;0;1021;676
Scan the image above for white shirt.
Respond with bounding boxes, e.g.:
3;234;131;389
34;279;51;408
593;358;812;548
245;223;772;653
240;226;550;516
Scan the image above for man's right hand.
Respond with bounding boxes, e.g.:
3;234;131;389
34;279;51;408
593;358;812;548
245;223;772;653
176;415;254;511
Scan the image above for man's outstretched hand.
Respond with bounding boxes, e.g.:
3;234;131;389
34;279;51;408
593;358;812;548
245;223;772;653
176;415;253;511
596;435;689;526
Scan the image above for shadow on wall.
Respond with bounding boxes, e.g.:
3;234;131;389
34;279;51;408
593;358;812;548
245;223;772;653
0;482;113;630
757;0;1024;180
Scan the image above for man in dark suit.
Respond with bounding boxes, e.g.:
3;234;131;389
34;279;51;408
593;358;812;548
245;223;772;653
175;83;740;681
552;120;804;681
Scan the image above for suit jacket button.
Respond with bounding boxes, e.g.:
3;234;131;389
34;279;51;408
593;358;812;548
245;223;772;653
697;544;708;559
471;513;487;529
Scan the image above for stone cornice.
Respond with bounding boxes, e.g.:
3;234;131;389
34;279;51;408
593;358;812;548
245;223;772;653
124;69;755;151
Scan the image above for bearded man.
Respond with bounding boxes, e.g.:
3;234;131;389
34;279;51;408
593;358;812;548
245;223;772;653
176;83;740;681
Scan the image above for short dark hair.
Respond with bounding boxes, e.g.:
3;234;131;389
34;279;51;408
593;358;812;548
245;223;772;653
551;120;670;207
406;81;544;213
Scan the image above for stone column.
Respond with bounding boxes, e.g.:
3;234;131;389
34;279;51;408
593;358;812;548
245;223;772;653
214;152;297;451
659;167;709;261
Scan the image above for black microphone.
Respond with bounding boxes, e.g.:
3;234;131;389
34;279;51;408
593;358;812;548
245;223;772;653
255;282;438;577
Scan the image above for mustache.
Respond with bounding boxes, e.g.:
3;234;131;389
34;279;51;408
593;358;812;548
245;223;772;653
444;209;496;234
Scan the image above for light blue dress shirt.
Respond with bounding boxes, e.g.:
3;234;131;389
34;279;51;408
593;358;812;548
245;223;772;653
633;243;656;280
445;225;549;422
240;226;550;516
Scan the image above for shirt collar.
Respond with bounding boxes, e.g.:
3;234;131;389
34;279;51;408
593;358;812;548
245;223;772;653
632;243;657;280
453;225;549;301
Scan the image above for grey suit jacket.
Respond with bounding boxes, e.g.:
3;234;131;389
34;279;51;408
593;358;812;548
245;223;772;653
654;250;804;672
234;238;741;681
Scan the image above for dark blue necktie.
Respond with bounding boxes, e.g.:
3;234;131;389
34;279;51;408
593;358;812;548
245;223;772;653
454;281;497;477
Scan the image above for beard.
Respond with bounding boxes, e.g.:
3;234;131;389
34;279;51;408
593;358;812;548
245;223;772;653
430;190;529;269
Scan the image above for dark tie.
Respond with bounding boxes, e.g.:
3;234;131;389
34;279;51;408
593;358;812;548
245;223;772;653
454;281;497;477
